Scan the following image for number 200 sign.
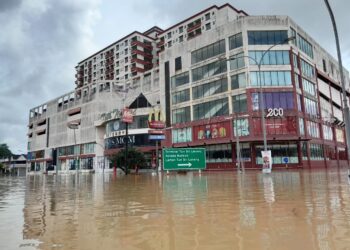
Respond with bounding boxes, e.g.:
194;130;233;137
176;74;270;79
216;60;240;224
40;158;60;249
266;108;283;117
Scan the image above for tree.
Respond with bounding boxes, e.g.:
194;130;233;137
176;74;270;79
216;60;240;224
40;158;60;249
0;144;12;160
109;148;146;174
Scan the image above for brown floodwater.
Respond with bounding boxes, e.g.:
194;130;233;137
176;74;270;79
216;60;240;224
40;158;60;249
1;169;350;250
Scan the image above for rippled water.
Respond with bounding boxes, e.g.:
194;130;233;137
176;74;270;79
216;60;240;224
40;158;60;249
1;169;350;250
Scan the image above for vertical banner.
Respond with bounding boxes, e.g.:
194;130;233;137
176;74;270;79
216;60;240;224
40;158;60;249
261;150;272;173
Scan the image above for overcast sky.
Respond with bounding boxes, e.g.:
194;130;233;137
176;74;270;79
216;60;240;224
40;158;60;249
0;0;349;154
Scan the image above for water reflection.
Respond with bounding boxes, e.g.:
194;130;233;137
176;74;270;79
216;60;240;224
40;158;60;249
1;169;350;249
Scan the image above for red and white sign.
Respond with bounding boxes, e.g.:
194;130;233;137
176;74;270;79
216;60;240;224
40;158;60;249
148;120;165;129
122;108;133;123
149;129;165;135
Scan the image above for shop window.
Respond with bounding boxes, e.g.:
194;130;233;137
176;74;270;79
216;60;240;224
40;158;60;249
256;144;298;164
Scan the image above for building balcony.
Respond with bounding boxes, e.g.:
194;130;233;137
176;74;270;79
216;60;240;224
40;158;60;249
131;58;152;65
156;40;165;48
131;66;146;73
131;40;152;50
131;49;153;59
187;22;201;33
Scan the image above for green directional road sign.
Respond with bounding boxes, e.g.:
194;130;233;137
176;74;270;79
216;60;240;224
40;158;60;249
162;148;206;170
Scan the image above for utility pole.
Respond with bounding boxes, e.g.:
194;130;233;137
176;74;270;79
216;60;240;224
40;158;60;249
323;0;350;177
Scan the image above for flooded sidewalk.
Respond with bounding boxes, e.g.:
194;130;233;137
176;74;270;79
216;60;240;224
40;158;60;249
1;169;350;249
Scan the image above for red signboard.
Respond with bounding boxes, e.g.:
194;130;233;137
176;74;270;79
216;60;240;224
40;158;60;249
253;117;297;135
149;129;165;135
193;121;230;142
122;108;133;123
148;121;165;129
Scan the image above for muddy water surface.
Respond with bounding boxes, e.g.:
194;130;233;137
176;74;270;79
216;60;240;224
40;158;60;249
1;169;350;250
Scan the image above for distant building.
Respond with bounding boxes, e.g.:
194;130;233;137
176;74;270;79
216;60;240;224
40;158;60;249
0;154;27;176
27;3;350;173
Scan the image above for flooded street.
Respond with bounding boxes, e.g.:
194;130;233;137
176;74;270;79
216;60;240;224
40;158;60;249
1;169;350;250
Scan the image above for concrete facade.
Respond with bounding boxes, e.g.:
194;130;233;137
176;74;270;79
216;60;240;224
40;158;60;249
27;4;350;173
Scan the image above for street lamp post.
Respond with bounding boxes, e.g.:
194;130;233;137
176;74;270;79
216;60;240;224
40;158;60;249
68;122;80;174
323;0;350;177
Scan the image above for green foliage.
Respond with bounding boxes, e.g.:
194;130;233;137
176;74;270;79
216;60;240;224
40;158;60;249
0;144;12;159
109;148;146;172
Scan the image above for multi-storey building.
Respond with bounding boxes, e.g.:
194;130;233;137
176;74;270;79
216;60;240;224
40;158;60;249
27;3;350;173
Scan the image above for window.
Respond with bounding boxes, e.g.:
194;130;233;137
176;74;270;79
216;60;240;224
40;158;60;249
249;50;290;65
304;97;318;116
323;125;333;141
179;26;183;33
231;73;246;89
175;57;182;71
306;120;320;138
205;144;232;163
300;59;315;78
249;71;292;86
172;127;192;143
232;94;247;113
297;34;313;58
205;13;210;21
192;78;227;100
172;107;191;124
168;41;172;47
179;35;183;42
322;59;327;72
167;32;172;39
229;52;245;70
310;144;324;160
302;78;316;96
229;33;243;50
171;71;189;89
192;59;227;82
193;98;229;120
299;118;305;136
251;92;294;110
125;57;128;63
124;48;128;55
256;144;298;164
191;39;225;64
248;30;288;45
205;23;211;30
233;118;249;136
172;89;190;104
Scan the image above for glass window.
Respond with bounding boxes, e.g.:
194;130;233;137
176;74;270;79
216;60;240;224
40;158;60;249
192;59;227;82
172;89;190;104
248;30;288;45
229;33;243;50
231;73;246;89
233;118;249;136
172;127;192;143
172;106;191;124
250;71;292;86
256;144;298;164
232;94;247;113
191;39;226;64
310;143;324;160
230;52;245;70
192;78;228;100
297;34;313;59
193;98;229;120
171;71;190;89
205;144;232;163
251;92;294;110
